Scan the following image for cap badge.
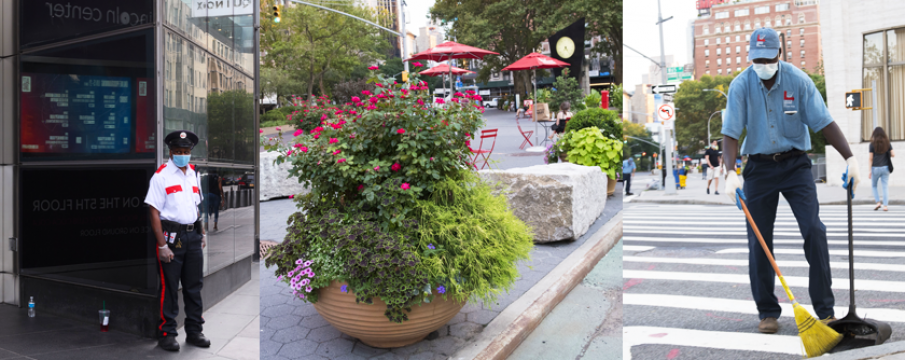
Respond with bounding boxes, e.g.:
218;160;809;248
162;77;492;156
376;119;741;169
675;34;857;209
180;132;186;139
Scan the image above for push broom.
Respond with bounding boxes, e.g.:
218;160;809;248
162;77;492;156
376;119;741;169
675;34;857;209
735;188;842;357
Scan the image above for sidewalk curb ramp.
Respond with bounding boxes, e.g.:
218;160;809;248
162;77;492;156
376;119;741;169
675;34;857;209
819;340;905;360
449;211;623;360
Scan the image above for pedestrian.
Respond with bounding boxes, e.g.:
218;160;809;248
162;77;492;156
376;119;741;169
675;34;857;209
869;126;895;211
702;158;708;180
623;156;636;196
549;101;573;140
705;139;721;195
722;27;860;334
145;130;211;351
206;170;223;231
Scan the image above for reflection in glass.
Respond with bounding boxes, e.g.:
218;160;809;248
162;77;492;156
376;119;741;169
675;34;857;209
889;29;905;64
862;67;886;141
865;32;884;66
888;66;905;140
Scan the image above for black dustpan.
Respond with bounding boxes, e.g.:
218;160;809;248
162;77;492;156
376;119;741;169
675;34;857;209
828;181;892;352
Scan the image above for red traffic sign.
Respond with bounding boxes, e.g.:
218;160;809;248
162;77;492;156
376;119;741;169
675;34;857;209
658;104;675;121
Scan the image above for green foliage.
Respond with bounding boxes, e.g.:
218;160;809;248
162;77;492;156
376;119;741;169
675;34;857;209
549;69;583;112
207;89;255;162
261;110;287;128
610;84;624;110
584;92;602;109
623;121;658;158
565;108;622;140
333;79;375;104
566;127;623;178
673;74;734;154
415;171;534;305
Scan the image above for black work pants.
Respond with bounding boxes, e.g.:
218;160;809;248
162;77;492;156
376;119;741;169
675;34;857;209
624;173;632;194
156;226;204;337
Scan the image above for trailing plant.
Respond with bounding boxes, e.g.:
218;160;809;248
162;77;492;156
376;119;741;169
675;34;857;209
544;134;570;164
565;108;622;140
567;126;623;178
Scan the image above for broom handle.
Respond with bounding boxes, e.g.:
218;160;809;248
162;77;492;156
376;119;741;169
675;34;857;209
847;180;856;312
739;197;796;302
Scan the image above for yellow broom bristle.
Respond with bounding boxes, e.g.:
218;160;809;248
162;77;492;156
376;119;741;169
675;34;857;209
793;303;843;358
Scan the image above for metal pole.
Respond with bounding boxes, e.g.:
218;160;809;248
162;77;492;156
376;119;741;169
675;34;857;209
401;0;409;73
658;0;675;194
707;110;722;144
534;68;538;144
872;80;878;129
288;0;402;36
253;0;261;262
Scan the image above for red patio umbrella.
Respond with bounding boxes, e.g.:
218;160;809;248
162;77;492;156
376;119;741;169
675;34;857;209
406;41;498;97
419;63;475;77
502;53;569;151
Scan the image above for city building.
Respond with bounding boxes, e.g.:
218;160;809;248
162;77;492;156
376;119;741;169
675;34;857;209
632;84;656;124
1;0;258;337
692;0;822;79
819;1;905;186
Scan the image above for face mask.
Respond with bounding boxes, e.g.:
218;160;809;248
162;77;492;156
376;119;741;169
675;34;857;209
712;145;719;150
172;154;191;167
753;62;779;80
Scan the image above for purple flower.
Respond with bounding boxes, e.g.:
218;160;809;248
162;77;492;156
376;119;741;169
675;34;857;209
437;286;446;294
308;271;315;278
341;284;348;293
287;271;294;277
277;275;283;281
304;260;313;267
292;290;298;295
306;286;313;293
300;278;310;286
295;259;304;265
428;244;435;250
298;293;306;299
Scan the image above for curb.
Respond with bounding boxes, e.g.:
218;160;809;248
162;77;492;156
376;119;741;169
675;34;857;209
819;341;905;360
449;211;623;360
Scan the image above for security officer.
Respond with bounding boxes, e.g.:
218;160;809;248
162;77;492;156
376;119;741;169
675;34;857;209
144;130;211;351
722;28;860;334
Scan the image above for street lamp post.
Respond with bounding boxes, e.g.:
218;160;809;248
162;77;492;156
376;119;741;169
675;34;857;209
702;88;728;147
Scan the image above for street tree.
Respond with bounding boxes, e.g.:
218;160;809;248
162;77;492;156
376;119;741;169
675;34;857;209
673;74;734;155
624;121;658;170
260;68;307;107
261;0;386;102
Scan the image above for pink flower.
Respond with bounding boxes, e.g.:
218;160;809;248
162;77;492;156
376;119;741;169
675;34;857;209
293;129;303;137
368;66;379;70
397;128;406;134
289;194;294;199
466;90;476;95
465;132;471;137
286;150;293;156
377;93;387;99
286;114;291;120
321;114;328;121
376;83;383;88
388;94;395;98
335;110;343;115
401;183;410;190
430;157;434;161
474;95;483;101
349;110;357;115
455;92;464;97
300;278;310;286
435;98;445;104
401;89;409;96
306;286;313;293
351;96;360;102
362;90;371;95
329;138;338;144
333;149;341;155
374;166;380;171
337;158;346;163
314;134;320;140
357;184;364;191
259;129;263;133
275;127;281;131
300;146;308;152
366;105;377;110
391;163;401;172
369;97;379;104
452;98;460;103
417;98;424;106
413;61;423;67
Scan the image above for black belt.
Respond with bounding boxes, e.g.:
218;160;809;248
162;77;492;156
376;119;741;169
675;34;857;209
161;219;201;233
748;150;807;162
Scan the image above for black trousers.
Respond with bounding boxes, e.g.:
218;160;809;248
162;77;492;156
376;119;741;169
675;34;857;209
623;173;632;194
157;226;204;337
743;154;833;320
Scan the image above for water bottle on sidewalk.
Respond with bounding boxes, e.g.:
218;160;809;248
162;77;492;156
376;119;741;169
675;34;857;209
28;296;35;317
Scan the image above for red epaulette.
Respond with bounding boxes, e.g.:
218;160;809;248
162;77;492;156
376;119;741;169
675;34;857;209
155;164;167;173
189;164;196;171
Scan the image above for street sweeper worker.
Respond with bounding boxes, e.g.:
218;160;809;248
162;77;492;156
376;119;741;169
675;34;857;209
721;27;860;334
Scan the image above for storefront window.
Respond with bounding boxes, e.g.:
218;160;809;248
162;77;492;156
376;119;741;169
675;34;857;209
19;0;154;49
863;30;905;141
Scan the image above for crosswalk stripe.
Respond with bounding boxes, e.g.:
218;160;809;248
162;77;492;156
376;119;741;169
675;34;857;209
623;256;905;272
624;294;905;322
623;326;802;360
623;245;656;252
627;226;904;233
622;270;905;292
625;220;905;227
716;248;905;258
624;236;905;247
625;228;903;237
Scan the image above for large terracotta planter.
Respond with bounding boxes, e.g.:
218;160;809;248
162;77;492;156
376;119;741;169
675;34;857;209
312;281;465;348
607;175;617;196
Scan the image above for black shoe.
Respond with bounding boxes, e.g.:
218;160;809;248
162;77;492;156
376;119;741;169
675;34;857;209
715;191;720;195
706;188;710;194
186;333;211;348
158;335;180;351
626;192;634;196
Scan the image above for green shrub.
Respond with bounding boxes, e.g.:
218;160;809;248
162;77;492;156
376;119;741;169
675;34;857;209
261;110;286;127
565;108;622;140
567;127;624;178
584;92;602;109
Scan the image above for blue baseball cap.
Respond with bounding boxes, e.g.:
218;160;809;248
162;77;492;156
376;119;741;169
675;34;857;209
749;27;780;60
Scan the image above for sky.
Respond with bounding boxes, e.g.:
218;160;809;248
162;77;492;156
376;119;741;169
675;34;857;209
406;0;438;34
624;0;699;89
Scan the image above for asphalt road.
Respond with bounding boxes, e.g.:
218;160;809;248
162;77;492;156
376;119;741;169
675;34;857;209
623;202;905;360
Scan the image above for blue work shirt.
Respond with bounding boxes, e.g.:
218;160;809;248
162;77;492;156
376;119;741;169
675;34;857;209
623;159;636;174
722;61;833;155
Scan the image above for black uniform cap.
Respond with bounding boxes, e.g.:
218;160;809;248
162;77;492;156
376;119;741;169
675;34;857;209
164;130;199;149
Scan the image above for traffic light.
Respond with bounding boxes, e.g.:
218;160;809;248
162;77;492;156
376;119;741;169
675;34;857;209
273;5;281;23
401;71;409;83
642;152;646;156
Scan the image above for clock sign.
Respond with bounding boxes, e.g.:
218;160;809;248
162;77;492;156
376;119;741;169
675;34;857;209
556;37;575;59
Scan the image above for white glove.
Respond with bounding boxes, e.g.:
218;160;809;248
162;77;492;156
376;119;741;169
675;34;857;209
845;156;861;197
725;171;743;207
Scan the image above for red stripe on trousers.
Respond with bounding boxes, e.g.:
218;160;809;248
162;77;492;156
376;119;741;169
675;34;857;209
156;245;167;337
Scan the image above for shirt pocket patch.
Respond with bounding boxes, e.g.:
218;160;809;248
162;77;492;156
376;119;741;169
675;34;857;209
165;185;183;195
780;92;804;138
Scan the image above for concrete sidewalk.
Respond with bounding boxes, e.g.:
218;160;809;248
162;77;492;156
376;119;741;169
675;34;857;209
626;171;905;206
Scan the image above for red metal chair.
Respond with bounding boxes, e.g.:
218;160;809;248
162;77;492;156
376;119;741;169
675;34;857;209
470;129;498;170
516;117;534;150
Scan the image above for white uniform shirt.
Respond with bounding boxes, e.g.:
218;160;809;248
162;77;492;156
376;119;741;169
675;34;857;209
144;159;203;225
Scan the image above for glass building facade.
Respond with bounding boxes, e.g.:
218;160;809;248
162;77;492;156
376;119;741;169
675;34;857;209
0;0;259;337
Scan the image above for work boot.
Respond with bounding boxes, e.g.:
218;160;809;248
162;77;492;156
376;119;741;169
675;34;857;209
707;188;710;194
158;335;180;351
758;317;779;334
186;333;211;348
214;222;218;231
820;316;837;325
